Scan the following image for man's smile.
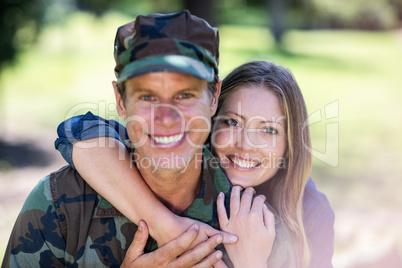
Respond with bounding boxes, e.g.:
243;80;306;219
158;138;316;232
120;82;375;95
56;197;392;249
150;133;185;147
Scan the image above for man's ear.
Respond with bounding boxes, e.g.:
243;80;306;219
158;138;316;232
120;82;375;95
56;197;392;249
113;81;127;120
210;79;222;116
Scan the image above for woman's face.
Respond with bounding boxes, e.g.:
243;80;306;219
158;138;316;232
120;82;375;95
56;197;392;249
212;85;287;188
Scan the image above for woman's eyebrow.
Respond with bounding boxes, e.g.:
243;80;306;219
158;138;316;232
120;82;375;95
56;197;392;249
223;111;285;126
260;119;284;126
222;111;245;120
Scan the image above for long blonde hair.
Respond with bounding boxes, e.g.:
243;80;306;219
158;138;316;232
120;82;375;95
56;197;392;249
215;61;312;266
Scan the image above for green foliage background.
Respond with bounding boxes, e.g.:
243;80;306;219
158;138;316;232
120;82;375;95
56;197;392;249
1;4;402;266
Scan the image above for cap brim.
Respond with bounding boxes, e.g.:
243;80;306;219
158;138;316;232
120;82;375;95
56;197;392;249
117;55;215;84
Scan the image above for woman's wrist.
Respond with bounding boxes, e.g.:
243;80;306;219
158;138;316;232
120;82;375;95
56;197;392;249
148;210;184;246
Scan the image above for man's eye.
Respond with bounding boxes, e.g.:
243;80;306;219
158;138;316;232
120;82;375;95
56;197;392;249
141;95;155;101
264;127;278;134
178;93;192;99
224;118;239;127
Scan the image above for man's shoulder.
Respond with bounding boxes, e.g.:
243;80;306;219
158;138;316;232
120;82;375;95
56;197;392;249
6;166;135;267
18;165;86;214
48;165;97;202
19;165;98;217
49;165;125;219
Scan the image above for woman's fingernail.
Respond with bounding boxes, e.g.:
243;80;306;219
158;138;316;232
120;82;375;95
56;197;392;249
216;236;223;244
216;251;223;259
229;234;238;242
194;224;199;231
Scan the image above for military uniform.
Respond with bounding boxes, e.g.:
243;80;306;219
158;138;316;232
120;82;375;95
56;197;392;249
3;147;299;267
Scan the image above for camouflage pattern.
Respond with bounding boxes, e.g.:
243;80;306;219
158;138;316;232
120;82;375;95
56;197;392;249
2;166;134;267
114;10;219;84
3;146;299;267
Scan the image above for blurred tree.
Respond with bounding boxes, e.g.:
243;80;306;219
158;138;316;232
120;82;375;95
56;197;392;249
183;0;215;25
0;0;49;70
75;0;117;16
388;0;402;23
2;0;400;71
216;0;297;46
268;0;288;45
301;0;399;30
0;0;218;70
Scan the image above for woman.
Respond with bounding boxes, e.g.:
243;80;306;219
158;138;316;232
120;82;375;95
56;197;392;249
56;61;334;267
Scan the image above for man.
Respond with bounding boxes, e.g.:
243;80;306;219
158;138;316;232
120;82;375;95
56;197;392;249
3;10;234;267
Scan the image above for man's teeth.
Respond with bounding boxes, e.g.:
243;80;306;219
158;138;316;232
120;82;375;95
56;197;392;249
231;157;258;168
153;134;184;144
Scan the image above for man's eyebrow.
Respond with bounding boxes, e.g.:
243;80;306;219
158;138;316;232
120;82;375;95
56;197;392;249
178;86;204;93
131;87;202;94
131;88;153;94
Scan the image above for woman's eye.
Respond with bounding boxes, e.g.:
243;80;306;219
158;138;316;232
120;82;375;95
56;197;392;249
264;127;278;134
224;118;239;127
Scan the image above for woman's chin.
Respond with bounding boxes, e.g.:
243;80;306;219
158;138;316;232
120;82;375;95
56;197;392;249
228;177;252;189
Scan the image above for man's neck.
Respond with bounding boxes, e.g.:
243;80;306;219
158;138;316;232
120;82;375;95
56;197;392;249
136;152;203;215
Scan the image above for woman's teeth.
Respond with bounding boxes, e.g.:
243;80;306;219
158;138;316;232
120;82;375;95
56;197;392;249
230;157;258;168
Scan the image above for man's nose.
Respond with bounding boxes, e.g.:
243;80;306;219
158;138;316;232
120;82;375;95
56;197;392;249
152;103;182;127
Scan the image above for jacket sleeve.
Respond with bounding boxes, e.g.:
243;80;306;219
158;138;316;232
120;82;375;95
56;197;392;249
2;176;66;267
54;111;128;169
303;178;335;268
306;204;335;268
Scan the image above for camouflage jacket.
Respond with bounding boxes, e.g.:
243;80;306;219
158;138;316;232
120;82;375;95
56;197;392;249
3;148;299;268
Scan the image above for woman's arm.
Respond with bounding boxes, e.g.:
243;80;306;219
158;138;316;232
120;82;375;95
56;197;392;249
55;111;129;169
72;137;179;245
73;137;238;247
217;186;275;268
55;113;237;247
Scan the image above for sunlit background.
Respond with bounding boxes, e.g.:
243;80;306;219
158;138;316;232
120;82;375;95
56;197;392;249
1;0;402;267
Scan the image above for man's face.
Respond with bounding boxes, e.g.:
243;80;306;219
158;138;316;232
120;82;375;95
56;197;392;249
115;72;220;172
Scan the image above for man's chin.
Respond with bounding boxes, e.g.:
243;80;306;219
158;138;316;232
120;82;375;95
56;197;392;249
134;154;194;173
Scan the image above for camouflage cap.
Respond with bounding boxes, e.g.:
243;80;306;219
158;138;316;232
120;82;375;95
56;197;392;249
114;10;219;84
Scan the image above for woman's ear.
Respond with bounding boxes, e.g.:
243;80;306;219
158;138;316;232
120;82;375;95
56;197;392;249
210;79;222;116
113;81;127;120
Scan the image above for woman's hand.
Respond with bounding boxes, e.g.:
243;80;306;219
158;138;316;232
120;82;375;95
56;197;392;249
150;215;236;268
157;214;238;248
217;186;276;268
